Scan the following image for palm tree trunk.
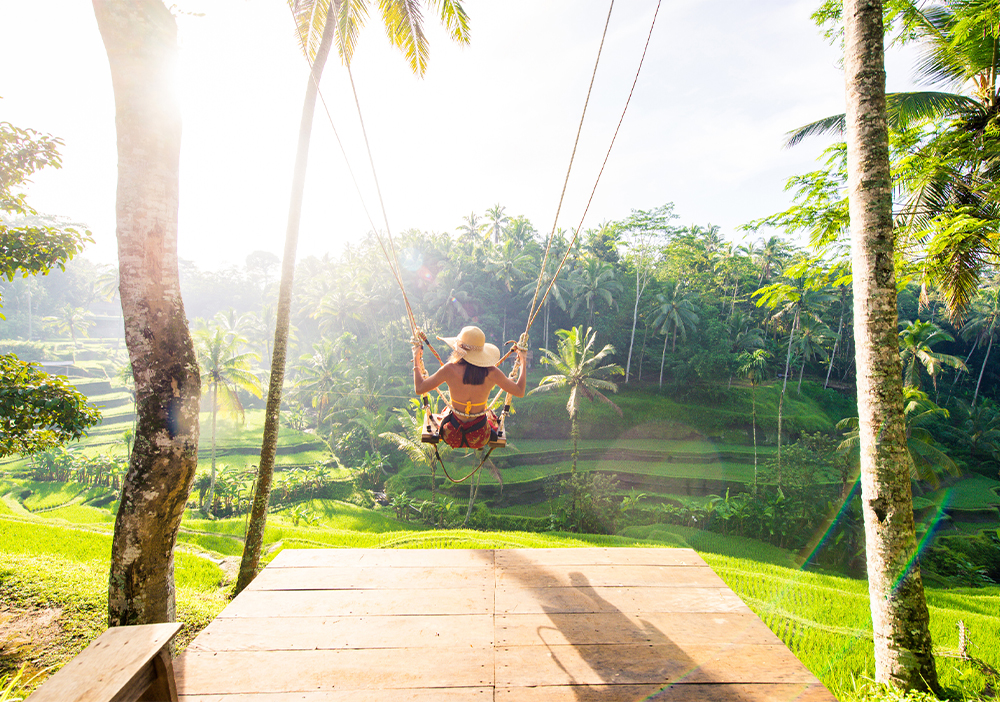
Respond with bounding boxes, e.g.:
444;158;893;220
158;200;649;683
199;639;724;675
208;381;218;514
625;270;642;383
638;320;649;381
236;14;337;596
94;0;201;628
659;331;668;388
751;384;758;494
797;355;806;394
777;310;797;481
845;0;938;689
972;333;993;408
825;301;845;389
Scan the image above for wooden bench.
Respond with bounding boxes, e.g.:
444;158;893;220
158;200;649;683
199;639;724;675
27;623;181;702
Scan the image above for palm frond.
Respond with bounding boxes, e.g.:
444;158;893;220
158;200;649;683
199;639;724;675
784;115;847;149
591;389;623;417
430;0;471;44
379;0;430;76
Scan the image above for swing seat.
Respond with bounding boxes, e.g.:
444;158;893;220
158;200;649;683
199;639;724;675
420;408;506;450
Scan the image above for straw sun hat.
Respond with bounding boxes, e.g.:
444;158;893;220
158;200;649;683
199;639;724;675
438;326;501;368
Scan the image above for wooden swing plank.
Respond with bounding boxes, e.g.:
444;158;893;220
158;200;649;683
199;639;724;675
494;643;819;687
248;565;494;591
219;587;492;618
494;547;705;567
493;683;838;701
268;548;494;569
187;614;494;651
495;564;726;588
494;611;782;647
179;690;493;702
494;585;749;615
175;648;493;694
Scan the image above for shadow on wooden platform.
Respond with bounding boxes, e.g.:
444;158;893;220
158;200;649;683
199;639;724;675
176;548;836;701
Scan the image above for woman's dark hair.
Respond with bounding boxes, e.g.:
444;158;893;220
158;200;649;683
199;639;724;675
453;357;491;385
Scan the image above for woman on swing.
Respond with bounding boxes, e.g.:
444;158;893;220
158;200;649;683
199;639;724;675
413;325;527;449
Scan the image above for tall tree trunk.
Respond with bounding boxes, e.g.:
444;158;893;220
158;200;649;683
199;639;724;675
207;382;218;513
625;269;643;383
659;331;668;388
751;384;758;494
972;333;993;408
94;0;201;627
777;310;797;484
236;15;337;595
844;0;938;689
825;299;846;389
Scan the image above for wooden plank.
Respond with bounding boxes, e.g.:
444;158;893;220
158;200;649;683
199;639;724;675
269;549;495;568
218;588;492;618
494;586;749;614
176;649;493;694
494;683;837;701
179;690;493;702
249;565;493;591
495;643;821;687
27;623;181;702
496;564;725;588
495;612;782;646
187;614;494;651
494;548;705;567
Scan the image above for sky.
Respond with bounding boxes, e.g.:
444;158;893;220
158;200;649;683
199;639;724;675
1;0;921;271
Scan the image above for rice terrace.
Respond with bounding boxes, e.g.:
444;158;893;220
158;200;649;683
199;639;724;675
2;0;1000;701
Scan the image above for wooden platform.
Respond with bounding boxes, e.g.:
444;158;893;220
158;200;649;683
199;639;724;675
176;548;836;701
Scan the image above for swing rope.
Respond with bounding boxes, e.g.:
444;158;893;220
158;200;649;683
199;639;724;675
287;0;661;481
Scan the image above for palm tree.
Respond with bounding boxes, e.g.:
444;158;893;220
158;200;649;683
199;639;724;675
196;327;262;513
457;211;485;241
568;255;621;327
737;349;770;492
520;268;568;353
789;2;1000;322
93;0;203;628
754;235;792;285
961;282;1000;407
754;277;832;477
898;319;967;392
619;205;672;383
485;203;509;245
794;317;835;393
380;401;448;504
488;240;532;339
45;305;96;362
843;0;938;688
837;388;958;487
528;327;623;475
651;283;699;388
238;0;471;595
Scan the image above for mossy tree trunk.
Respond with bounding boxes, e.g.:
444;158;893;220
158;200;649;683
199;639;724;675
844;0;938;690
94;0;201;627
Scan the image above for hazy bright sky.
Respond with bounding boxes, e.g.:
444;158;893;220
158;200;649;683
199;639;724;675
2;0;919;270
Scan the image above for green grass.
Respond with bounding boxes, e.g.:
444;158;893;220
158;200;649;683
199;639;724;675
176;531;244;557
16;481;88;511
400;456;757;485
930;476;1000;510
275;499;427;532
0;516;223;594
37;504;115;526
